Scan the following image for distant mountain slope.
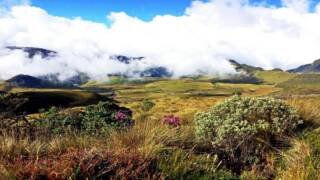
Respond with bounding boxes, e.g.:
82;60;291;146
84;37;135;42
6;46;57;58
254;71;297;85
288;59;320;73
6;74;54;88
139;67;172;77
277;74;320;86
215;59;265;84
228;59;264;74
39;73;90;86
5;74;74;88
276;74;320;94
110;56;171;77
4;46;172;78
110;55;144;64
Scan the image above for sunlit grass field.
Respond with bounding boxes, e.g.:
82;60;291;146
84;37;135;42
86;78;281;122
1;73;320;179
255;70;297;85
82;75;320;179
277;74;320;95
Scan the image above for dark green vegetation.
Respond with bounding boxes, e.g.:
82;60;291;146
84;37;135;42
26;102;132;137
0;90;108;115
213;74;263;84
1;65;320;179
5;74;75;88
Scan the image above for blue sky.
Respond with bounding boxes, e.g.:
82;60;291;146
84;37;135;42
29;0;287;23
31;0;197;23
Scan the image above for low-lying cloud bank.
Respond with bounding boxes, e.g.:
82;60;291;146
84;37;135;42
1;0;320;80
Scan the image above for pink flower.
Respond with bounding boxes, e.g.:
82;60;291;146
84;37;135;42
163;115;181;127
115;111;127;121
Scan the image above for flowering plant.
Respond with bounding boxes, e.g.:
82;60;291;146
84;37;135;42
163;115;181;127
81;102;134;136
115;111;128;121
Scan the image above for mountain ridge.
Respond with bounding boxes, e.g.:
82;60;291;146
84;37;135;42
288;59;320;73
5;46;320;82
5;74;74;89
6;46;57;58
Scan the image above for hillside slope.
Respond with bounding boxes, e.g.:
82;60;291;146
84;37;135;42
276;74;320;94
288;59;320;73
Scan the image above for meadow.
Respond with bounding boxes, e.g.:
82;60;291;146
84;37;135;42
0;72;320;179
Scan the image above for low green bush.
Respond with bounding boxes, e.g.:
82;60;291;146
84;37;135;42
0;93;5;101
194;96;302;172
33;101;133;136
140;99;155;111
34;107;76;135
81;101;133;136
232;89;242;96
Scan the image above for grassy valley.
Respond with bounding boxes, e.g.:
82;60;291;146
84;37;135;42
0;70;320;179
2;1;320;179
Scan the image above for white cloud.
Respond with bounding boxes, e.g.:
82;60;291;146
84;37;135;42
281;0;310;13
0;0;29;15
0;0;320;80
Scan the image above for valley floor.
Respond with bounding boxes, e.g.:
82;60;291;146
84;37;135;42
1;76;320;179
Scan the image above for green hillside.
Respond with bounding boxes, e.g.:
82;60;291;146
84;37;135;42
255;70;297;85
277;74;320;94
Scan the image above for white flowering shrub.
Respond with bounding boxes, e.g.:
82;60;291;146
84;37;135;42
194;96;302;170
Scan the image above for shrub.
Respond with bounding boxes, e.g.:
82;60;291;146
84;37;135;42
32;101;133;137
34;107;77;136
0;93;6;101
232;89;242;96
194;96;302;172
162;115;181;127
140;99;155;111
80;101;134;136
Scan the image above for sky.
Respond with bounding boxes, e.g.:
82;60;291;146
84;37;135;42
29;0;284;23
30;0;198;23
27;0;319;23
1;0;320;80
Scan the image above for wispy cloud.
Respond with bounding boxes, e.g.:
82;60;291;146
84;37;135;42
0;0;30;14
0;0;320;80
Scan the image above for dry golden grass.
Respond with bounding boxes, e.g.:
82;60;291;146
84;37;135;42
0;133;110;177
0;132;109;161
287;97;320;126
107;115;197;159
108;119;170;158
1;78;320;178
0;116;198;178
278;140;320;180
